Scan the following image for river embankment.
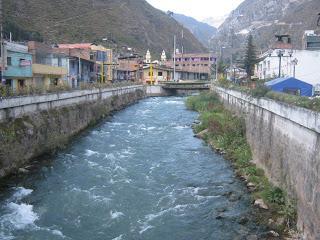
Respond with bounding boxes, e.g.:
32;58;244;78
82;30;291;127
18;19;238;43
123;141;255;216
0;85;146;178
186;92;300;239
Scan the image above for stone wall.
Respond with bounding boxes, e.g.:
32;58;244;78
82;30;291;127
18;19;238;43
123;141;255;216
0;86;146;178
214;87;320;240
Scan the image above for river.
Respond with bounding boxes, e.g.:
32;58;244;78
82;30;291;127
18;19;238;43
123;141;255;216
0;97;267;240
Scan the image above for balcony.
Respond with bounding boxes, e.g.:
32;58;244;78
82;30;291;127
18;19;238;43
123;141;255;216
33;64;67;76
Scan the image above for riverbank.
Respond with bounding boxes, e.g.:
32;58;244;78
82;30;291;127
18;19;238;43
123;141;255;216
0;96;271;239
0;85;146;178
186;93;299;239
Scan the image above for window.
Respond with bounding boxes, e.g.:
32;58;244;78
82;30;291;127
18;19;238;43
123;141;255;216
7;57;12;66
5;79;12;87
268;61;270;71
158;72;163;76
18;79;25;89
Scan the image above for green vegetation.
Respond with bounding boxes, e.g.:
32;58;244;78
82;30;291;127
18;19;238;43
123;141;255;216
215;81;320;112
186;92;297;232
242;34;259;80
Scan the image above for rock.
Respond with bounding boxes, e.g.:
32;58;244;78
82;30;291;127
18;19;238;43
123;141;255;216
194;120;201;124
247;182;256;192
268;218;275;225
268;230;280;237
238;216;249;225
254;199;269;210
215;214;224;220
18;168;29;174
276;217;285;226
195;129;209;139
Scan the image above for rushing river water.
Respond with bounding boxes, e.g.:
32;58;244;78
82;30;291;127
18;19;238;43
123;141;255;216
0;97;268;240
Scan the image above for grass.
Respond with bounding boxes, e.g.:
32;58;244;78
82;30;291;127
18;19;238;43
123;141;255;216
187;92;297;233
215;79;320;112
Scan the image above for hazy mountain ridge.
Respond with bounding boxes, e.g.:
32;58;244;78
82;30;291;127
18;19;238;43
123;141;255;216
172;13;217;47
4;0;206;54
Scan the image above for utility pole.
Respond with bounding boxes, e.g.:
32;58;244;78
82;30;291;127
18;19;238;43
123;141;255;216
173;35;176;81
0;0;5;85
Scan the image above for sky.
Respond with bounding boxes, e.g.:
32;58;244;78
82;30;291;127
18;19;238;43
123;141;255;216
146;0;244;22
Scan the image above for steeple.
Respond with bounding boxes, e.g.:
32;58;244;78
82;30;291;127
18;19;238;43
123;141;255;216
161;50;167;62
145;49;151;64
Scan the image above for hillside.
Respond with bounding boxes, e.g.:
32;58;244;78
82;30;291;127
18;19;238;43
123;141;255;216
213;0;320;52
4;0;206;55
173;13;217;47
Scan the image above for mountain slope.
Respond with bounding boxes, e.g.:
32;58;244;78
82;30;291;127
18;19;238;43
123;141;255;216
173;13;217;47
214;0;320;51
4;0;206;54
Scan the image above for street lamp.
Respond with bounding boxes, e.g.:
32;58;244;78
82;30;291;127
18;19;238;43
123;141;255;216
291;58;298;78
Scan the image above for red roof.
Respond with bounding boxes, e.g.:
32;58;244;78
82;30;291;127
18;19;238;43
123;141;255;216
58;43;93;49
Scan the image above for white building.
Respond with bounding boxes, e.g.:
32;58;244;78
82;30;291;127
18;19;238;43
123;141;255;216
255;49;320;86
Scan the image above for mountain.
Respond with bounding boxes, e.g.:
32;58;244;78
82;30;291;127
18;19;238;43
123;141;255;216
202;15;228;28
3;0;206;55
213;0;320;52
172;13;217;47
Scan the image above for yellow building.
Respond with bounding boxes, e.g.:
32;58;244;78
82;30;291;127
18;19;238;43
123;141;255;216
32;64;67;88
141;65;173;85
28;41;68;88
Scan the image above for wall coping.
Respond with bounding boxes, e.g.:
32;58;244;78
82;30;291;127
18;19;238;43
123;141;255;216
215;87;320;134
0;85;145;110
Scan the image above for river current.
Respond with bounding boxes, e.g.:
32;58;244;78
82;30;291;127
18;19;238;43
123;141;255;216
0;97;266;240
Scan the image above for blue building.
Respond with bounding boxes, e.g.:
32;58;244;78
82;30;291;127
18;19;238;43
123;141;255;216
265;77;314;97
3;41;33;90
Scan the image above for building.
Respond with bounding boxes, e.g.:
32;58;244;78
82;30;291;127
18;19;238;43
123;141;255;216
56;43;97;87
90;45;114;82
141;65;173;85
28;41;68;88
256;49;320;86
303;30;320;50
167;53;215;81
255;34;320;86
116;56;141;81
265;77;314;97
2;41;33;90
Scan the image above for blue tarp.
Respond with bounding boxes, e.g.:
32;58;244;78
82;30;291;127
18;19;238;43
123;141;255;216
265;77;314;97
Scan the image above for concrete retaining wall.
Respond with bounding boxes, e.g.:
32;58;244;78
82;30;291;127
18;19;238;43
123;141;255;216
214;87;320;239
0;85;146;178
0;85;145;122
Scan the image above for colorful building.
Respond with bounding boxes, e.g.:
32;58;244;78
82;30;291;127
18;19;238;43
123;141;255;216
2;41;33;90
168;53;215;81
91;45;114;82
141;65;172;85
28;41;68;88
56;43;96;87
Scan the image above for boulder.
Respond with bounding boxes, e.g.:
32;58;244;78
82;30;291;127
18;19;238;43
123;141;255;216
254;199;269;210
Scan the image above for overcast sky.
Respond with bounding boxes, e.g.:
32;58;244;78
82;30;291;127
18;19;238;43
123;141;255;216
146;0;244;21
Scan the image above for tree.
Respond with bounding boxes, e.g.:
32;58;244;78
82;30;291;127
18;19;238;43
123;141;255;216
243;34;259;80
